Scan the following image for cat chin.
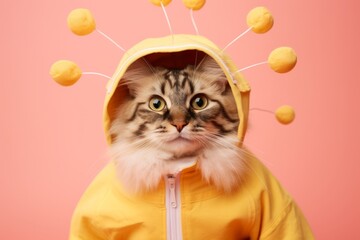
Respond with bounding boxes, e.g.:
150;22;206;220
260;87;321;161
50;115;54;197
161;138;202;157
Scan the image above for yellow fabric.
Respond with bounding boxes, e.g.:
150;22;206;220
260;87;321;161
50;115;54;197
149;0;172;7
275;105;296;124
246;7;274;34
268;47;297;73
67;8;96;36
50;60;82;86
70;157;314;239
182;0;206;10
70;34;314;239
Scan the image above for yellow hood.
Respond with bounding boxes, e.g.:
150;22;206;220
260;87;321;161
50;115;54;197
103;34;250;144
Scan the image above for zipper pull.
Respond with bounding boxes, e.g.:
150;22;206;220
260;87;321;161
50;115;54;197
168;176;177;208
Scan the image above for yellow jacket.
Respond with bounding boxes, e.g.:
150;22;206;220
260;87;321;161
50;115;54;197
69;35;314;239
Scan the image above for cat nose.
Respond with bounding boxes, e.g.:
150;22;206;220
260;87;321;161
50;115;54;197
171;121;188;132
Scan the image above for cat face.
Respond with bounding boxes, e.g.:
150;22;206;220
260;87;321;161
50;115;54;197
111;57;239;158
109;57;247;193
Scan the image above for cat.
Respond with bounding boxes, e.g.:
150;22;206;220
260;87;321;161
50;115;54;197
109;57;250;194
70;55;314;239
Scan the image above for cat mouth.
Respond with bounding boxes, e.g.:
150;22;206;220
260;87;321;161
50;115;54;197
167;136;191;144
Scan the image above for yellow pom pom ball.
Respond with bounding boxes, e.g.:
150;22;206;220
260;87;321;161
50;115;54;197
67;8;96;36
50;60;82;86
182;0;206;10
149;0;172;7
268;47;297;73
275;105;295;124
246;7;274;34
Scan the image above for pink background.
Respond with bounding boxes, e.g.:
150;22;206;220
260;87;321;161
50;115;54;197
1;0;359;239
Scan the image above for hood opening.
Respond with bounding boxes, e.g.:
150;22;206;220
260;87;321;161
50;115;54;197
105;40;249;145
143;50;207;69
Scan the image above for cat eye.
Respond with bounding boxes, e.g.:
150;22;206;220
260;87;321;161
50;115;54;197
149;96;166;111
191;94;208;110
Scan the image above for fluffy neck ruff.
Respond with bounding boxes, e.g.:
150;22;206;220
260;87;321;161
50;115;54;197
109;138;249;194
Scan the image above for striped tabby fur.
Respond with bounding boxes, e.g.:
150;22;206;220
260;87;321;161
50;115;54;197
109;57;249;193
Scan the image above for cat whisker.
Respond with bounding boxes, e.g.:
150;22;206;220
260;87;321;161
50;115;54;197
191;50;200;81
141;57;156;73
118;137;156;151
192;55;208;81
201;133;237;148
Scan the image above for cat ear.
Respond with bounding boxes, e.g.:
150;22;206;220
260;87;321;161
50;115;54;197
121;59;154;97
197;57;229;93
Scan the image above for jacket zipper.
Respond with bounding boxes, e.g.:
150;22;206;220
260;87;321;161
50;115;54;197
166;174;182;240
